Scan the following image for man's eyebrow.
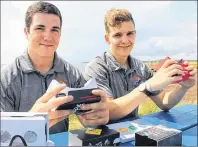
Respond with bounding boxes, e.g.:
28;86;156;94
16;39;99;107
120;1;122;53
52;26;60;29
114;32;122;34
128;30;136;33
36;24;45;27
35;25;60;30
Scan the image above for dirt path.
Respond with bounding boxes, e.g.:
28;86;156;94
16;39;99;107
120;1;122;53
163;83;197;104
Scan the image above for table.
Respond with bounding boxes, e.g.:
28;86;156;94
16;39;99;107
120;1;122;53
49;104;197;146
182;125;197;146
121;104;197;146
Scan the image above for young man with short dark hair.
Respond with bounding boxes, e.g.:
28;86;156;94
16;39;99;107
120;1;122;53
1;2;109;134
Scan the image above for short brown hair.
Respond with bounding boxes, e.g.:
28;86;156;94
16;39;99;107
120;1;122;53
104;8;135;33
25;1;62;32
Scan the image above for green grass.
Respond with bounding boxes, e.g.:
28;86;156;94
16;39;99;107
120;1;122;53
69;100;186;131
138;99;185;116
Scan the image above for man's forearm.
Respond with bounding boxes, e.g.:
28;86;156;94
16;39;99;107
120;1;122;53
161;84;189;110
107;88;148;120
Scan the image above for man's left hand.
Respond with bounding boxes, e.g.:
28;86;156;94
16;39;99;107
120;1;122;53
179;61;197;89
77;89;109;127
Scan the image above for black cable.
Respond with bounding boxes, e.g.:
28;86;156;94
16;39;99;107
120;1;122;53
8;135;27;146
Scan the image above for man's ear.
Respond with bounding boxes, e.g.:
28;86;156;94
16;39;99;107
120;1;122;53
105;34;110;45
24;27;29;40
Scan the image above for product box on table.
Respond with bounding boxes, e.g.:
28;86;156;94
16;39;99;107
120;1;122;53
135;125;182;146
1;112;48;146
68;125;120;146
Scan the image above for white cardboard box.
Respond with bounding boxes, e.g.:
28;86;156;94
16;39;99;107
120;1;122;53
1;112;49;146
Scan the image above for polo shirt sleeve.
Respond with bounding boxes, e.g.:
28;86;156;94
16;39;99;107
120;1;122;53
0;66;17;112
70;66;86;88
144;63;154;80
0;84;15;112
75;71;87;88
84;58;113;98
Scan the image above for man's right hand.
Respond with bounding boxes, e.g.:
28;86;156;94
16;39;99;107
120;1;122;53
29;84;74;128
148;59;185;91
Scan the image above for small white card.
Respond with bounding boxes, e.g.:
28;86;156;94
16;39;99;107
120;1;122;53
47;78;98;95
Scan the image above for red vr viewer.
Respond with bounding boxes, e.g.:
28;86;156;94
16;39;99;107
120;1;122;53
155;57;191;83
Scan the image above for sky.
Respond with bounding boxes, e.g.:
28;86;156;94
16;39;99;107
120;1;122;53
1;1;197;66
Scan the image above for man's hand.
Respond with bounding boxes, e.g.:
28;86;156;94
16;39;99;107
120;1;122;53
178;61;197;89
148;59;185;91
77;89;109;127
29;84;74;128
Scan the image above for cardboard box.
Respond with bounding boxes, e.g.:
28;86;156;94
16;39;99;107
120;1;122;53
1;112;49;146
135;125;182;146
68;125;120;146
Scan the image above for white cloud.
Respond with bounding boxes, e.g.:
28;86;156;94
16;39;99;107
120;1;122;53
10;1;37;14
151;36;196;52
1;13;27;64
133;16;197;60
154;40;163;47
134;35;197;59
1;1;197;65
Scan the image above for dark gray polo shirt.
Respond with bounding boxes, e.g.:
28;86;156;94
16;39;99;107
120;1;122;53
1;50;86;134
84;52;159;122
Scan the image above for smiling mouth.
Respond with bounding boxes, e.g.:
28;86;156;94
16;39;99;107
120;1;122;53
40;44;53;47
119;45;131;48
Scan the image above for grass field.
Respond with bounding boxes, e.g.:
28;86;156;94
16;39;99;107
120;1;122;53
69;61;197;131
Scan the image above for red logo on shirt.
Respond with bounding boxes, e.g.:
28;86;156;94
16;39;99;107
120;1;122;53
131;74;142;86
56;78;66;84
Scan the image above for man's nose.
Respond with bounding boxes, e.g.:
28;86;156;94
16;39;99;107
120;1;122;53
43;30;53;41
121;35;129;44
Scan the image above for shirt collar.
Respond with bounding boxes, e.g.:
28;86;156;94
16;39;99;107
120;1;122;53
51;52;65;73
18;50;65;73
104;51;138;73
